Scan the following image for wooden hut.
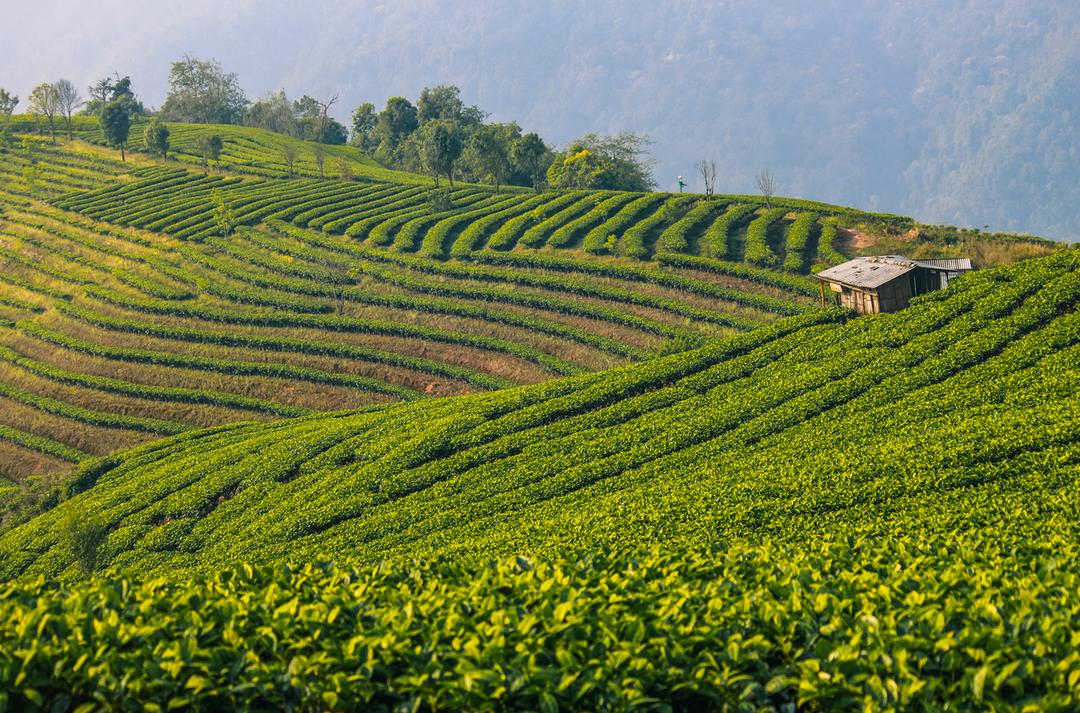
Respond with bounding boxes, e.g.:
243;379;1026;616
815;255;972;314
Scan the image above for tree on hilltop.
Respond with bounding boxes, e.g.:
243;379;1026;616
246;90;347;144
0;89;18;126
144;118;170;160
55;80;83;140
698;159;717;198
756;169;776;207
28;83;61;143
294;94;346;145
417;85;486;127
311;93;339;144
547;133;656;191
464;123;514;193
246;90;296;135
420;120;463;187
350;102;377;151
84;75;144;117
375;96;418;162
161;56;248;125
100;99;131;160
511;132;552;193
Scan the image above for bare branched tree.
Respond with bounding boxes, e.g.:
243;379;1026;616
755;168;776;207
314;93;339;144
697;159;717;198
54;79;82;140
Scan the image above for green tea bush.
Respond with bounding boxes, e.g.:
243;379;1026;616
703;203;757;258
782;212;819;272
816;217;846;265
656;198;727;253
60;510;107;576
744;207;787;267
582;194;665;255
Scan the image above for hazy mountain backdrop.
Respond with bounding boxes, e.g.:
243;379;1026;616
5;0;1078;240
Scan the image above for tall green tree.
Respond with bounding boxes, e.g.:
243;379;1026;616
160;56;248;124
0;89;17;126
420;120;463;187
143;118;170;160
86;77;112;112
417;85;486;127
375;96;418;159
100;100;131;160
245;90;296;135
417;85;464;124
547;133;656;191
350;102;377;151
511;132;551;193
464;124;513;193
28;83;61;143
84;75;144;116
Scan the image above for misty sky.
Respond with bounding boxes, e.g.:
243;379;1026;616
3;0;1078;240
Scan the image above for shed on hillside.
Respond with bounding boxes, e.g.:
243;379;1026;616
815;255;972;314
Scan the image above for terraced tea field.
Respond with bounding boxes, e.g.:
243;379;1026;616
1;250;1077;710
7;116;432;184
0;116;1077;711
0;138;831;483
54;159;899;265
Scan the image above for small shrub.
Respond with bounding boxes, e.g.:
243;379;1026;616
63;510;108;576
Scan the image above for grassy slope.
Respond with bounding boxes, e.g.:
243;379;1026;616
0;251;1077;709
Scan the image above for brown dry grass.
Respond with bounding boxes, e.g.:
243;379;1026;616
0;440;74;483
0;362;275;429
0;395;158;457
75;293;569;385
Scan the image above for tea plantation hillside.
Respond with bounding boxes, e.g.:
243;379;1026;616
0;131;1062;486
1;137;825;484
6;116;438;184
0;251;1077;709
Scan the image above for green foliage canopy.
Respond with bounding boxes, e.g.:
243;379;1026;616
547;132;656;191
99;100;131;160
142;117;170;160
160;56;248;125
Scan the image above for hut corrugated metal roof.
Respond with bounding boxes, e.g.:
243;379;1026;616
913;258;973;271
815;256;919;289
